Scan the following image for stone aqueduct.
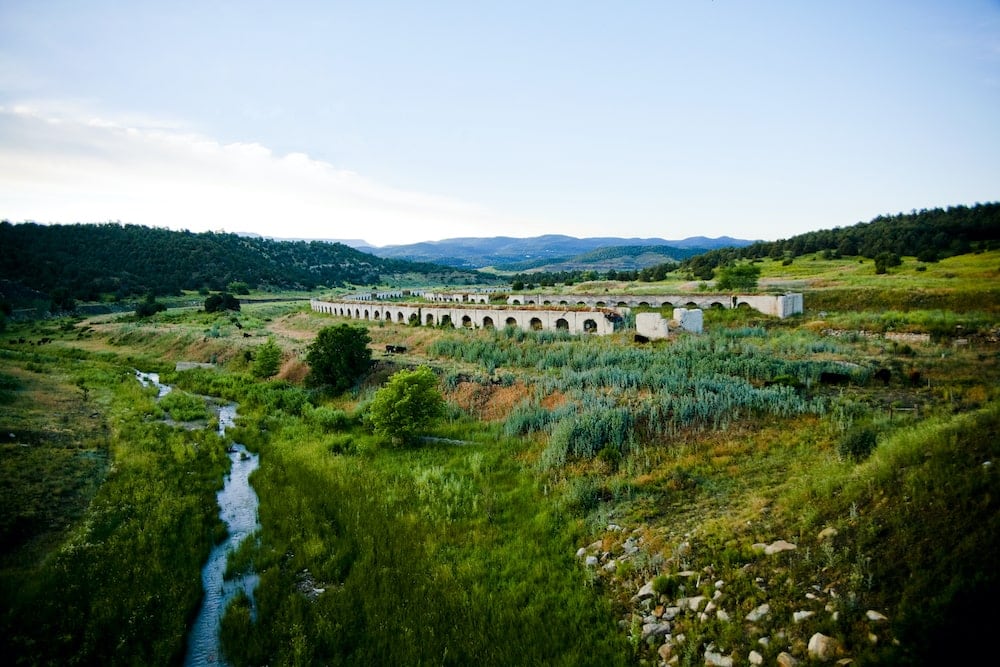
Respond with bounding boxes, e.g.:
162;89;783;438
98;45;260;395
310;300;620;335
310;292;802;336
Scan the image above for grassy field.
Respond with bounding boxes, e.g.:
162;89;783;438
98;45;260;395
1;252;997;665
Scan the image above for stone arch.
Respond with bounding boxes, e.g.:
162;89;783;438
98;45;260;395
511;298;522;305
685;302;699;309
543;300;552;305
559;300;568;305
426;313;435;326
409;313;420;326
397;312;406;322
373;311;381;320
529;317;543;331
555;318;569;330
596;301;606;307
505;317;518;328
583;319;597;333
659;301;673;308
617;301;628;307
638;301;650;307
440;315;453;328
363;309;370;320
482;316;495;329
461;315;473;328
527;299;536;305
710;302;725;309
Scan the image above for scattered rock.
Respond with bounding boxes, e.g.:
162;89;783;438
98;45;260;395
714;579;725;589
818;527;838;541
607;523;624;532
677;570;696;577
758;637;770;648
603;560;617;572
623;537;640;555
641;622;670;641
868;632;879;644
748;650;764;665
661;606;681;620
585;555;598;567
793;610;815;623
866;610;888;623
658;642;673;662
746;602;770;622
716;609;730;623
704;649;733;667
808;632;841;661
634;580;656;601
680;595;706;611
576;547;587;558
777;652;799;667
751;542;768;553
764;540;797;555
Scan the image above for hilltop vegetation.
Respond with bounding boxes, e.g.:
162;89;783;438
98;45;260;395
0;221;488;308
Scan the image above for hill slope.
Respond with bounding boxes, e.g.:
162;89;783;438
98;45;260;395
0;222;488;306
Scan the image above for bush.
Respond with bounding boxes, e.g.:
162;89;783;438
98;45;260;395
838;425;878;461
305;324;372;394
367;366;444;446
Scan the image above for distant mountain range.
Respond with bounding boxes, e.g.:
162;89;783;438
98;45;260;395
340;234;753;270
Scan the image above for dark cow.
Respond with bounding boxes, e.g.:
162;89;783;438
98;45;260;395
873;368;891;386
633;334;650;344
385;344;407;354
243;332;251;338
819;371;850;385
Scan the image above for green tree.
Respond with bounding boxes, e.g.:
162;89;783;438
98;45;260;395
135;293;166;318
204;292;240;312
227;281;251;295
305;324;371;393
367;366;445;446
252;337;282;379
715;263;761;291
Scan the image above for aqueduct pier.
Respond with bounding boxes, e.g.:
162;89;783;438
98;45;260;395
310;300;620;335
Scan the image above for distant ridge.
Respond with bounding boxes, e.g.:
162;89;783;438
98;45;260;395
361;234;753;269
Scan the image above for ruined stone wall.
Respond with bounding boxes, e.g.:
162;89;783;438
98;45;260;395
507;293;803;318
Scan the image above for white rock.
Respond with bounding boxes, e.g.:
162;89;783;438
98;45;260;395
704;649;733;667
585;555;598;567
683;595;706;611
607;523;623;532
576;547;587;558
716;609;730;623
808;632;840;661
751;542;768;553
757;637;770;647
866;609;888;623
748;650;764;665
818;527;838;541
705;600;717;614
746;603;770;622
658;642;673;662
714;579;725;589
603;560;617;572
634;580;656;600
641;622;671;640
713;589;723;600
764;540;798;555
661;606;681;620
869;632;879;644
793;610;815;623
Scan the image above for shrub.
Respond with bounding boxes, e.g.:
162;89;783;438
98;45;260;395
838;425;878;461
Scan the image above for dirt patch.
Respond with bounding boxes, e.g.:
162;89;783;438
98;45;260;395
447;381;531;422
276;359;309;383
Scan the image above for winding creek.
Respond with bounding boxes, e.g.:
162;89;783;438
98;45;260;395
134;371;261;666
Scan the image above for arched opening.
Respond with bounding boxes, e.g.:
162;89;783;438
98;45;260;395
397;312;405;322
617;301;628;307
511;298;522;305
555;318;569;330
710;302;725;309
363;309;370;320
373;311;380;320
685;302;698;309
577;301;586;306
355;309;361;318
559;300;568;305
505;317;518;328
660;301;673;308
737;302;752;310
440;315;453;328
583;319;597;333
543;300;551;305
527;300;536;305
461;315;473;328
638;301;650;307
596;301;606;307
409;313;420;326
530;317;543;331
426;313;435;325
482;316;495;329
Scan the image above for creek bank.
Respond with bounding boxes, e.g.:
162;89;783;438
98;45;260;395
134;371;261;667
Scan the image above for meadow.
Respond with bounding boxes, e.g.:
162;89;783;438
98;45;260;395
1;251;997;665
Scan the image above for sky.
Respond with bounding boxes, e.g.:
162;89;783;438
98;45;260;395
1;1;998;247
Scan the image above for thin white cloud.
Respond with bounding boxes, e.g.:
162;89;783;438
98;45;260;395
0;104;539;245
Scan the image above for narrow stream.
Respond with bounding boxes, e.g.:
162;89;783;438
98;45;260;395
134;371;261;666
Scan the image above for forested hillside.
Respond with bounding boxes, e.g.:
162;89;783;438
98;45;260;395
0;222;486;306
680;203;1000;278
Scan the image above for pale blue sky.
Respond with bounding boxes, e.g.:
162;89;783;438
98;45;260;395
1;1;998;245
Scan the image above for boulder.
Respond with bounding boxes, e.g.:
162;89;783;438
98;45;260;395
764;540;798;555
641;622;670;641
633;580;656;601
576;547;587;558
658;642;673;662
866;610;888;623
704;649;733;667
585;555;598;567
777;652;799;667
818;527;838;541
748;650;764;665
793;610;815;623
808;632;841;661
745;602;770;623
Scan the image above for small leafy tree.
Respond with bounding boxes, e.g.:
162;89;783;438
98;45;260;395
227;281;251;295
305;324;371;393
715;263;761;291
252;337;282;379
368;366;445;446
135;293;166;318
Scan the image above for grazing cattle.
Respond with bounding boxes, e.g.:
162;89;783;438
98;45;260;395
819;371;850;385
873;368;891;386
243;332;251;338
385;344;407;354
633;334;650;344
233;320;243;329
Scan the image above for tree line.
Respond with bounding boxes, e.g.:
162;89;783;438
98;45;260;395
0;221;487;307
